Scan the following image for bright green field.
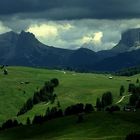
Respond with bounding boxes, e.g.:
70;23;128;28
0;66;139;124
0;66;140;140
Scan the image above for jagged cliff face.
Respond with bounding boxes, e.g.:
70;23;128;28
112;28;140;53
121;28;140;47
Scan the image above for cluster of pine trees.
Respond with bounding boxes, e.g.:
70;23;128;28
27;103;94;125
0;103;94;131
128;83;140;108
31;107;63;125
96;91;113;111
0;119;23;131
29;103;94;125
17;78;59;116
64;103;94;116
95;91;121;112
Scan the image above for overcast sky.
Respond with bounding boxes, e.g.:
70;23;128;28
1;0;140;51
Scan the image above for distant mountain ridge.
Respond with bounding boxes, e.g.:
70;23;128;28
1;29;140;72
0;31;98;71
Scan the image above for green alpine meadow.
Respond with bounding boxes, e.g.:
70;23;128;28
0;66;140;140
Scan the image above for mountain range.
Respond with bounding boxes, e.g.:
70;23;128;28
1;28;140;72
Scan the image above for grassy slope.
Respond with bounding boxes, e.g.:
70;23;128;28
0;111;140;140
0;66;139;124
0;66;140;140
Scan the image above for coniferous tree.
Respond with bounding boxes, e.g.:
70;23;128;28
26;117;31;125
96;98;102;111
128;83;135;93
136;78;139;83
3;69;8;75
84;104;94;113
2;119;19;130
57;101;61;108
129;93;138;106
33;92;41;104
26;98;33;110
50;78;59;87
32;115;43;124
120;85;125;96
101;92;113;108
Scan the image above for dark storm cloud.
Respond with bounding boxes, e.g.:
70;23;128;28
1;0;140;51
0;0;140;20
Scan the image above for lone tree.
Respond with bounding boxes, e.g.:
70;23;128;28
120;85;125;96
50;78;59;87
3;69;8;75
136;78;139;83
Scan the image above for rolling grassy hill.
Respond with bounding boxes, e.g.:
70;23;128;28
0;66;139;124
0;66;140;140
0;112;140;140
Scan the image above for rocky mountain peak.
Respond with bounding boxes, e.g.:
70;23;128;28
17;31;39;48
111;28;140;53
19;31;36;41
121;28;140;47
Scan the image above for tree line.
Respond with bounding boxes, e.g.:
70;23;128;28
115;66;140;76
0;103;94;131
17;78;59;116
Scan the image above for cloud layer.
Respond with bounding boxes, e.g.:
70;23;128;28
0;0;140;20
25;19;140;51
0;1;140;51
